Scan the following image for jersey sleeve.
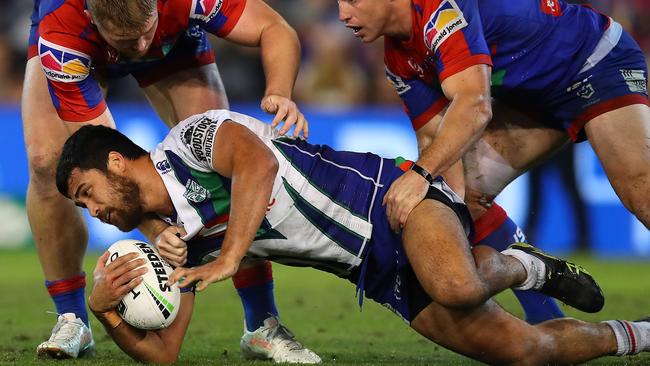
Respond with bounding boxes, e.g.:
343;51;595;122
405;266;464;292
37;33;106;122
168;110;234;171
188;0;247;37
384;53;449;131
424;0;492;82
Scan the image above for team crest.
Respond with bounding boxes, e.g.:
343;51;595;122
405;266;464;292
38;38;91;83
424;0;468;52
190;0;223;22
184;180;210;203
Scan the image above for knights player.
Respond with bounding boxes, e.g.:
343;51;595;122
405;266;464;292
337;0;650;323
25;0;319;362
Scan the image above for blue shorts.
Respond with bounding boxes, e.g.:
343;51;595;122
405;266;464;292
347;164;474;323
543;25;649;142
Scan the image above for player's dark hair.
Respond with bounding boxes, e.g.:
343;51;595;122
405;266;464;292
87;0;156;32
56;125;147;198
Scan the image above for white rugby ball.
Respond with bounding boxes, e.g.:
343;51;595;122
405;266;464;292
106;240;181;330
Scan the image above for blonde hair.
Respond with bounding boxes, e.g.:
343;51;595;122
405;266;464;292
87;0;156;32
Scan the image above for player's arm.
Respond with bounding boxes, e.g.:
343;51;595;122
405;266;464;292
415;112;466;198
224;0;305;136
169;120;278;290
138;214;188;267
417;64;492;176
89;252;194;363
384;64;490;231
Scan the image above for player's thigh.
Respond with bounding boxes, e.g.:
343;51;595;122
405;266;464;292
22;57;72;164
143;63;229;128
585;104;650;194
401;200;483;306
463;101;568;218
410;299;540;364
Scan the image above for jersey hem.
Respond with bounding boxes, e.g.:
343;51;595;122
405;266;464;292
569;94;650;142
438;54;493;83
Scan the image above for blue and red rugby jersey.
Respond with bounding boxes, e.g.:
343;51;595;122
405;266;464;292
29;0;246;122
384;0;642;133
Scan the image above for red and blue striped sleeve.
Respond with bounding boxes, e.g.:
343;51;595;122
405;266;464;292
424;0;492;82
37;34;106;122
188;0;247;37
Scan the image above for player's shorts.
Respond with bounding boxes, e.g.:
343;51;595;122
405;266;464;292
28;1;215;88
346;164;474;324
544;21;650;142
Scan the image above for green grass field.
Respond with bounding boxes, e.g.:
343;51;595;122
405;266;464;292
1;249;649;365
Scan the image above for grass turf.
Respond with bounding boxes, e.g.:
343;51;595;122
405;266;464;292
0;249;649;365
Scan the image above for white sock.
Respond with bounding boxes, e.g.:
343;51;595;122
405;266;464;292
501;248;547;291
604;320;650;356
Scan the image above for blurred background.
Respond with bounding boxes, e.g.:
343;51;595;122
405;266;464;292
0;0;649;256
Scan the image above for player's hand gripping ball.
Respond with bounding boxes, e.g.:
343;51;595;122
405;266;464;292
107;240;181;330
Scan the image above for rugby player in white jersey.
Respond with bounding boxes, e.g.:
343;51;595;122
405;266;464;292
55;110;650;364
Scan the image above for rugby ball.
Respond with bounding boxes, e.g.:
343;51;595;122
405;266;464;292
106;240;181;330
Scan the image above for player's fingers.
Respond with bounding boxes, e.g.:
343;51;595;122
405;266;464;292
115;266;148;287
106;252;139;270
177;271;198;288
117;277;143;297
300;114;309;139
292;112;305;138
274;105;290;132
168;267;187;286
108;258;146;283
96;251;110;270
284;104;298;130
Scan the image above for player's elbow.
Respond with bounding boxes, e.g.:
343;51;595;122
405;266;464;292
473;97;492;131
134;349;179;364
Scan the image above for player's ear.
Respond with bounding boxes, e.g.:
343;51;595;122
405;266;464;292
107;151;126;173
84;10;94;24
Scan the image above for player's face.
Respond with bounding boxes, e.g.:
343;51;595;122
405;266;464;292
97;13;159;59
68;168;144;232
338;0;391;42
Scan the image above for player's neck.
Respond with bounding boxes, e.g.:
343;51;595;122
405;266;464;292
130;157;174;216
384;0;412;40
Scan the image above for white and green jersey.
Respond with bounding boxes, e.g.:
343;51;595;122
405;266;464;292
151;110;467;276
151;109;389;276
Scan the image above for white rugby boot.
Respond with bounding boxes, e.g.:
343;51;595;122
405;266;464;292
240;316;321;363
36;313;95;359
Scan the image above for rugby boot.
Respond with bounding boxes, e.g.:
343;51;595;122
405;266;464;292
508;242;604;313
36;313;94;359
240;316;321;363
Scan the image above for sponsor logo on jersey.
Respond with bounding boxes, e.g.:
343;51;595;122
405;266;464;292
541;0;562;17
424;0;468;52
38;38;91;83
385;67;412;95
620;69;647;93
182;116;218;164
184;180;210;203
156;160;172;174
190;0;223;23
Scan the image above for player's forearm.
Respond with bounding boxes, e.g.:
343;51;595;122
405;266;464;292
260;21;300;98
417;94;492;176
220;156;279;263
93;310;177;364
137;214;169;243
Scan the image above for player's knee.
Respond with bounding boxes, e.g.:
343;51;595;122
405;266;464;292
433;280;488;309
27;150;60;185
613;171;650;227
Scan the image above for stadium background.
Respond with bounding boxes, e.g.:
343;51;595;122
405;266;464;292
1;1;650;365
